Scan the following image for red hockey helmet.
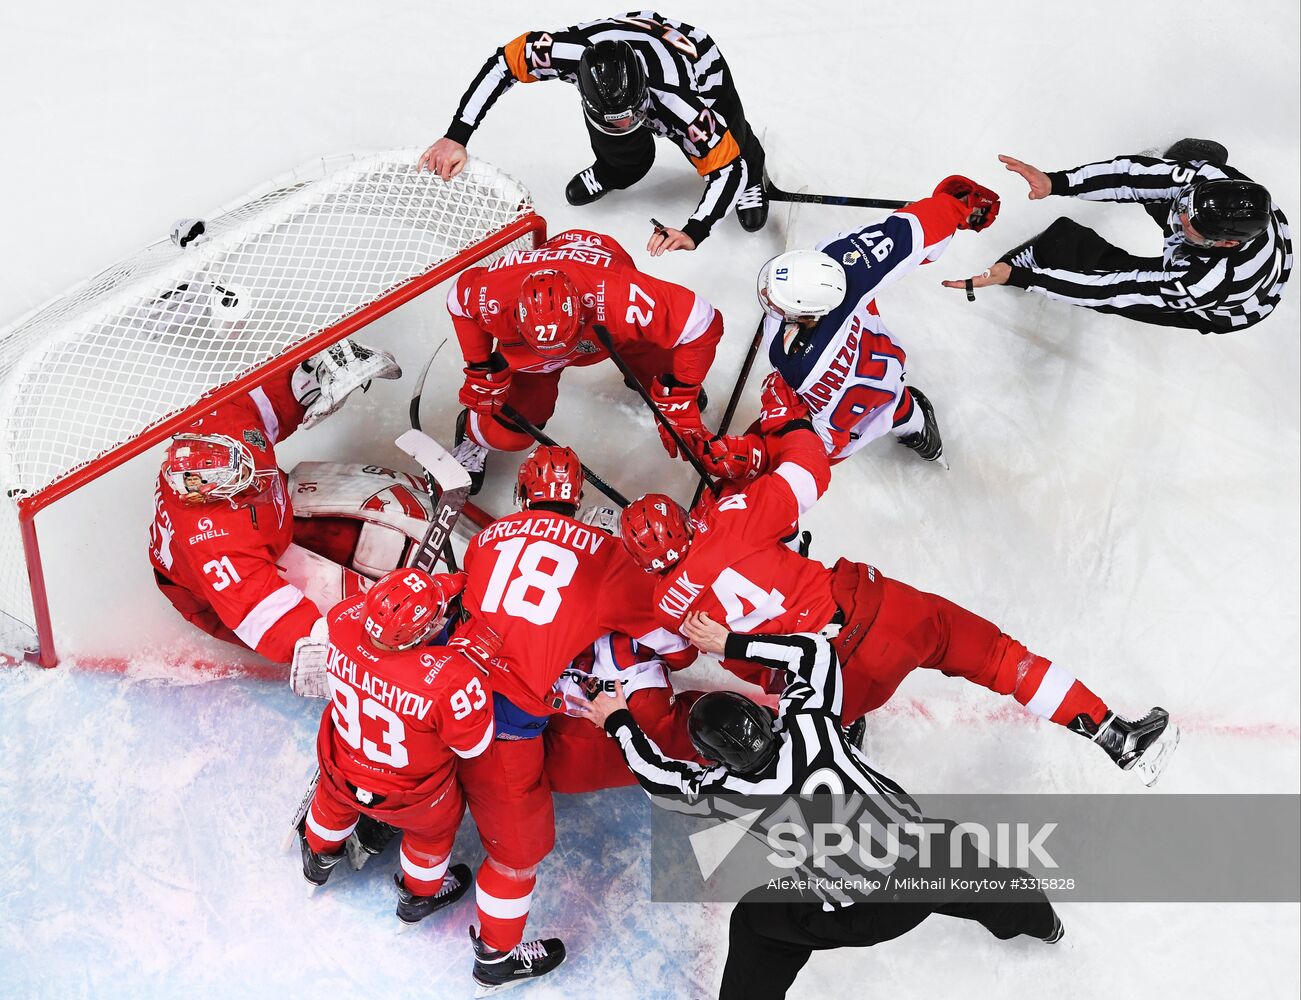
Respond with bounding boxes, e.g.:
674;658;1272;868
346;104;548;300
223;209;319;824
161;433;263;504
516;445;584;509
620;493;694;573
362;569;464;650
516;269;581;357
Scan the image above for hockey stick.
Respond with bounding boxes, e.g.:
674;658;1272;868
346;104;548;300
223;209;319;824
407;341;461;571
764;169;909;211
690;315;766;509
590;324;720;497
498;403;631;508
396;430;471;575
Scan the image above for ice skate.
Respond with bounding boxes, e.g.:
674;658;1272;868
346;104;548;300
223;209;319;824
393;865;471;924
296;820;346;887
1072;708;1181;786
345;814;401;870
471;926;566;995
896;387;948;469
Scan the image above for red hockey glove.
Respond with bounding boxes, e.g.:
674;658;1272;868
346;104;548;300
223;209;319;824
698;432;767;481
458;352;512;415
934;175;1001;232
447;615;502;670
651;374;706;458
757;372;811;434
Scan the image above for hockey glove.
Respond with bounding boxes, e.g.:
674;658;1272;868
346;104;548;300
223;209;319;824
757;371;812;434
298;338;402;429
458;352;512;416
698;432;767;482
934;175;1001;232
650;374;706;458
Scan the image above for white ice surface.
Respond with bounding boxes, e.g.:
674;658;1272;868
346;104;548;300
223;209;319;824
1;1;1298;997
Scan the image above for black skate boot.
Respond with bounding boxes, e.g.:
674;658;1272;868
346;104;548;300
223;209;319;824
452;408;489;496
998;232;1042;270
296;819;346;887
843;716;867;753
1069;708;1181;786
1038;910;1066;944
734;180;770;232
565;164;614;207
1163;138;1228;167
345;814;401;869
896;387;948;469
393;865;471;924
470;926;566;996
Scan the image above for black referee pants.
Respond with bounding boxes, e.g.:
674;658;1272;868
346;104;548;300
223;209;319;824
718;864;1056;999
582;64;765;194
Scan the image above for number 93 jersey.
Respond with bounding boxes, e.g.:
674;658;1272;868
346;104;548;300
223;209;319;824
315;593;495;798
463;508;685;718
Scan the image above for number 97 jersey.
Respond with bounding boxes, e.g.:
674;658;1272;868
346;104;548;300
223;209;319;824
315;594;494;799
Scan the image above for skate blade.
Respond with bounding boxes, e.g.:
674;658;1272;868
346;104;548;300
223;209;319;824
936;453;951;471
1134;722;1181;786
472;954;566;997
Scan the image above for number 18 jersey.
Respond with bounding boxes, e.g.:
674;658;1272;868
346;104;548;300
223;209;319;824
463;510;682;717
315;594;494;798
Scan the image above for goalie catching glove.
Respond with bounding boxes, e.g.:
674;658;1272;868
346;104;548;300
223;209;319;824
296;338;402;429
458;351;513;416
650;374;705;458
934;175;1001;232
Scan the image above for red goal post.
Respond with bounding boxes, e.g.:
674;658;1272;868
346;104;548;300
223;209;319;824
0;150;546;668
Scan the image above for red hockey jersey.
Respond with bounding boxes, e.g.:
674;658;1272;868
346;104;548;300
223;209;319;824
652;427;837;654
463;508;688;717
447;229;721;384
315;592;494;798
148;375;319;662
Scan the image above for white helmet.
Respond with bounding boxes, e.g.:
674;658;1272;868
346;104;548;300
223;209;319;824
756;250;847;321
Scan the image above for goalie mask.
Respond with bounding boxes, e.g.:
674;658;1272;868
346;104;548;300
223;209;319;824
363;568;464;650
620;493;693;573
516;269;582;357
757;250;847;322
162;433;267;504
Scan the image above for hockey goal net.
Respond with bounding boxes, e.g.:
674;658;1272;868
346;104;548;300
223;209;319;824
0;150;544;667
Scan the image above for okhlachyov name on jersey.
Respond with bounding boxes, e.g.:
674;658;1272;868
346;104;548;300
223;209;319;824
648;793;1300;905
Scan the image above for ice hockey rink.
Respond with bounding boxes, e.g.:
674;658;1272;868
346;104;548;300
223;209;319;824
0;1;1297;996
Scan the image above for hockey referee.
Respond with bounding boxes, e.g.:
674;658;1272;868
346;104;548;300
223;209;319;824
945;139;1292;333
418;12;767;256
576;612;1062;1000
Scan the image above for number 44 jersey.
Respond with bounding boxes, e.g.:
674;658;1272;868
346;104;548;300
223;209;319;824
315;593;495;798
463;509;690;718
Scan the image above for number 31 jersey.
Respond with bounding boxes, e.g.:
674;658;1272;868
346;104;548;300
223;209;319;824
463;509;687;718
315;593;494;798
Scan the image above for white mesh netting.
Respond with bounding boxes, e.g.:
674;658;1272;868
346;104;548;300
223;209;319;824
0;150;535;662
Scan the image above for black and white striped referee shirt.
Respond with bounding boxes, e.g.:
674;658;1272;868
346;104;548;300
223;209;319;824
602;631;927;908
1007;155;1292;333
443;12;750;246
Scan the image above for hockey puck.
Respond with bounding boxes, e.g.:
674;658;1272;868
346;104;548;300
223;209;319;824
964;278;975;301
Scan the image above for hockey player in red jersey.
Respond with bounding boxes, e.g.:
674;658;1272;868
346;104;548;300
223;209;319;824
148;340;406;663
295;568;566;992
621;374;1181;785
447;228;722;491
541;505;704;794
